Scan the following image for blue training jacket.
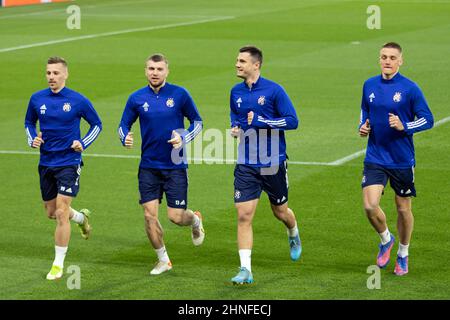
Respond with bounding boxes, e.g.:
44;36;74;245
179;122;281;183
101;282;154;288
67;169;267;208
230;76;299;167
24;87;102;167
118;83;203;169
359;72;434;168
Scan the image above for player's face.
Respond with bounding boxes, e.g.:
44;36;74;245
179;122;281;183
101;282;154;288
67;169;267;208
46;63;68;92
145;60;169;88
379;47;403;77
235;52;260;79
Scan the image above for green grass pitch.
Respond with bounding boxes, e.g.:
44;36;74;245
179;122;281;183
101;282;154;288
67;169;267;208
1;0;449;299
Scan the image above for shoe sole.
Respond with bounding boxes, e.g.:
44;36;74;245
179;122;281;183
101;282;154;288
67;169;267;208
150;268;172;275
46;274;63;280
232;280;254;285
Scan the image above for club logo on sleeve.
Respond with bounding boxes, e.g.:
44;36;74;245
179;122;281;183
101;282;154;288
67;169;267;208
258;96;266;106
236;97;242;108
166;98;175;108
393;92;402;102
63;103;71;112
142;102;149;112
40;104;47;114
369;93;375;103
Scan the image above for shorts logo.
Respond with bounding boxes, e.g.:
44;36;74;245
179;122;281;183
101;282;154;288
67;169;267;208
60;186;72;193
63;103;71;112
393;92;402;102
277;196;287;203
166;98;175;108
234;190;241;199
40;104;47;114
175;200;185;206
142;102;149;112
258;96;265;106
362;175;366;184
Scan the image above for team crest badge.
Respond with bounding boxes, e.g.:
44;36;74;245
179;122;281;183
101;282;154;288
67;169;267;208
63;103;71;112
166;98;175;108
258;96;266;106
393;92;402;102
142;102;149;112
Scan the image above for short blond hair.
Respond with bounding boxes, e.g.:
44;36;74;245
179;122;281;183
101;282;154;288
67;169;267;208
47;56;68;67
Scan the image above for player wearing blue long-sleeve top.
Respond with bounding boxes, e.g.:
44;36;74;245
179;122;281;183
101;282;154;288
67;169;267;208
229;46;302;285
359;43;434;276
24;57;102;281
118;54;205;276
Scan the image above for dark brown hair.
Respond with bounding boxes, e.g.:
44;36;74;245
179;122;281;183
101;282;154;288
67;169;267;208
239;46;263;66
146;54;169;65
382;42;402;53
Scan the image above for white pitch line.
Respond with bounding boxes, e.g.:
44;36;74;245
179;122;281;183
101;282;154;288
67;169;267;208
328;149;366;166
0;150;328;165
0;16;235;53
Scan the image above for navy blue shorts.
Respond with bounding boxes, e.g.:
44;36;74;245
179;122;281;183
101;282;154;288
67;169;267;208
38;164;82;201
362;163;416;197
234;162;289;205
138;167;188;209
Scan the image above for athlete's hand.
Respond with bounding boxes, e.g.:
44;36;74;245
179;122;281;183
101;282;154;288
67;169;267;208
230;126;240;138
359;119;371;137
389;113;404;131
168;130;182;149
125;132;134;148
71;140;84;152
32;132;44;148
247;111;254;125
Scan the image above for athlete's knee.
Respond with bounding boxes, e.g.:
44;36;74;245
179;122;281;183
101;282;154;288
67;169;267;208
271;205;289;219
167;211;183;225
143;208;158;224
45;207;56;219
396;206;412;217
363;201;380;215
237;209;253;224
54;207;69;221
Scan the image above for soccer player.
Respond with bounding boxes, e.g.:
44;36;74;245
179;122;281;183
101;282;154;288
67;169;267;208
118;54;205;275
359;42;434;276
24;56;102;280
229;46;301;284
